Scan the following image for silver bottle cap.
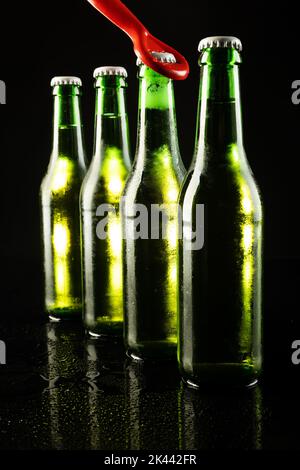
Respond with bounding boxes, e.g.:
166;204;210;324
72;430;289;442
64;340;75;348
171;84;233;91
50;76;82;87
136;51;177;66
93;66;128;78
198;36;242;52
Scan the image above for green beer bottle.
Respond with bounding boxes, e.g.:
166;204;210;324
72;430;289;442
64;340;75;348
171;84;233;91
178;37;263;387
122;53;185;361
40;77;87;320
81;67;131;336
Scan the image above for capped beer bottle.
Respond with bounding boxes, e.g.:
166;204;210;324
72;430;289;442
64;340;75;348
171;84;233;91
40;77;87;320
81;67;131;336
178;37;263;387
122;53;185;361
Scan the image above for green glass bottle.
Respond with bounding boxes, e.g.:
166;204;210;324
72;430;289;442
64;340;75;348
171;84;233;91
40;77;87;321
178;37;263;388
81;67;131;337
122;53;185;361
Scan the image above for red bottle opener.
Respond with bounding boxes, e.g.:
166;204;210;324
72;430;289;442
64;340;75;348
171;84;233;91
87;0;189;80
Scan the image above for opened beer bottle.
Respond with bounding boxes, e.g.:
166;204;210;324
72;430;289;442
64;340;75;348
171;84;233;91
40;77;87;320
178;37;263;387
122;53;185;360
81;67;131;336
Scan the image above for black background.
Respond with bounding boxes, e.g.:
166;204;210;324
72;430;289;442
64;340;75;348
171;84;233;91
0;0;300;384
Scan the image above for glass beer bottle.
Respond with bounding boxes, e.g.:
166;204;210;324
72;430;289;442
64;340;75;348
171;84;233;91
40;77;87;320
81;67;131;336
178;37;263;387
122;53;185;361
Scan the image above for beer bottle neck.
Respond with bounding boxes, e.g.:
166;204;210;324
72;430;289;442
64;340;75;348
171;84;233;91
93;76;130;167
136;66;181;161
52;85;85;165
195;49;243;157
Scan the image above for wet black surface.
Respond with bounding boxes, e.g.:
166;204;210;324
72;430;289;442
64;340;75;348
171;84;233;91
0;317;300;451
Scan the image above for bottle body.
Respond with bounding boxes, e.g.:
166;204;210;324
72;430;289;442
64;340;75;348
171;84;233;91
81;72;131;336
40;81;87;320
178;46;263;387
123;64;185;361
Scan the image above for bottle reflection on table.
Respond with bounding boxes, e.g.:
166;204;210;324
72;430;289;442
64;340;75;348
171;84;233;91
44;323;127;449
124;360;180;450
84;336;126;450
44;322;86;449
178;383;263;450
43;323;262;450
